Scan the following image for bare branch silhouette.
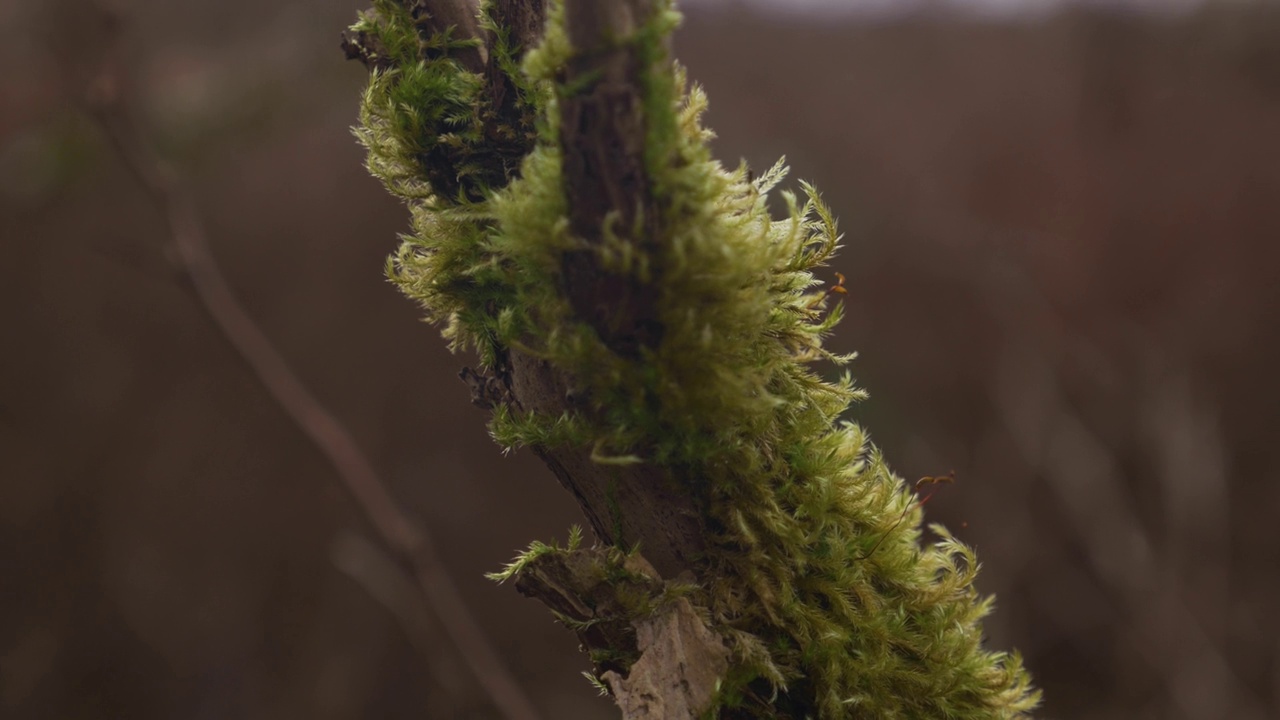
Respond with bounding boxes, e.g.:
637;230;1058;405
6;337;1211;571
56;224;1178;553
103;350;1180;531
78;9;541;719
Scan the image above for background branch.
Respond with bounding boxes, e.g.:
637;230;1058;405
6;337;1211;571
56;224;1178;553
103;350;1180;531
80;12;540;720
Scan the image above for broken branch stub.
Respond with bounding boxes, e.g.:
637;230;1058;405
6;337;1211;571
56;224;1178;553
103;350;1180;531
510;547;728;718
604;598;731;720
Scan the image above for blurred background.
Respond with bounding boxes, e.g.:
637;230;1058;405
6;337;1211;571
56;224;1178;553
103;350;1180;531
2;0;1277;718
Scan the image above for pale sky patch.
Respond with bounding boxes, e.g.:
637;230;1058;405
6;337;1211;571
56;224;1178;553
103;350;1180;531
682;0;1209;20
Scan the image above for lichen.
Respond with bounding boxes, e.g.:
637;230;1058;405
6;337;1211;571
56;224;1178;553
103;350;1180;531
348;0;1040;716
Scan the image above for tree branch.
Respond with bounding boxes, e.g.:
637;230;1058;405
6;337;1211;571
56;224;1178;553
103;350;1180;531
413;0;485;72
344;2;1041;717
502;0;707;583
347;1;718;705
559;0;665;356
486;0;548;54
510;549;728;718
350;0;708;583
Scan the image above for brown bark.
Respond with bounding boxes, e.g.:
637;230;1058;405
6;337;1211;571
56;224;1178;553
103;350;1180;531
500;0;707;582
603;597;730;719
407;0;706;583
411;0;486;72
559;0;666;357
512;549;729;719
353;2;724;715
496;9;722;711
505;352;705;580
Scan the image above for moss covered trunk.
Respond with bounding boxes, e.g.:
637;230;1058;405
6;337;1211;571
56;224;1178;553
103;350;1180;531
343;0;1039;717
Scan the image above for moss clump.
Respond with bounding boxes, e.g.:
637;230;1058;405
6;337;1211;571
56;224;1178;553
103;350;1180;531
349;0;1039;716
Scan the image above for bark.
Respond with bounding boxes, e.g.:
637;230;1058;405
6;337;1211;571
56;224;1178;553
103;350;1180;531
558;0;667;357
346;5;1042;718
514;0;708;581
412;0;486;72
354;1;724;716
512;549;729;719
505;351;706;581
444;0;707;582
486;0;721;713
603;597;730;720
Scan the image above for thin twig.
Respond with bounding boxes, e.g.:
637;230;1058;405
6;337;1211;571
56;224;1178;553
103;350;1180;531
330;530;471;696
81;30;541;720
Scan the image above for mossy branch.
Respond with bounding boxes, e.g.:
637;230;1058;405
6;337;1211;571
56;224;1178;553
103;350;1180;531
344;0;1040;717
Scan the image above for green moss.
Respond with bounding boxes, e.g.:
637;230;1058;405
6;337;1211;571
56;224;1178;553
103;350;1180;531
350;0;1039;717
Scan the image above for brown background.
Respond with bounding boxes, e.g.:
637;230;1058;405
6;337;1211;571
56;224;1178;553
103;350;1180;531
2;1;1278;718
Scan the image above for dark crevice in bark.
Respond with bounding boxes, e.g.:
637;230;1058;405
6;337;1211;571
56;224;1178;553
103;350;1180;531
559;0;666;357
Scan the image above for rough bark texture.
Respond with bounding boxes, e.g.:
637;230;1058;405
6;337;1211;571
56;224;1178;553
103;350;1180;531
506;351;705;579
412;0;486;72
510;0;708;581
512;549;728;717
386;0;708;585
487;0;547;54
512;548;661;675
495;0;718;710
392;1;706;580
559;0;666;357
479;0;545;181
347;3;1042;716
353;1;722;715
602;598;730;720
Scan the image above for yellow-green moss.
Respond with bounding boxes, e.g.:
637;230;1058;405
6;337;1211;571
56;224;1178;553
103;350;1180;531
350;0;1039;716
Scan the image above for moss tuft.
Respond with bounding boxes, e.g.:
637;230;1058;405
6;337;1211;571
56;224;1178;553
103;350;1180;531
350;0;1039;717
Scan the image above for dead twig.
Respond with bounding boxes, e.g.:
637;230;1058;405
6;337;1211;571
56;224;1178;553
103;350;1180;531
330;530;471;698
80;14;541;720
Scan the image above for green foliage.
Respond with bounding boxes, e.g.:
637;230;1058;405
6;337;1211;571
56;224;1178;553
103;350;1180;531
349;0;1039;717
486;524;585;584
